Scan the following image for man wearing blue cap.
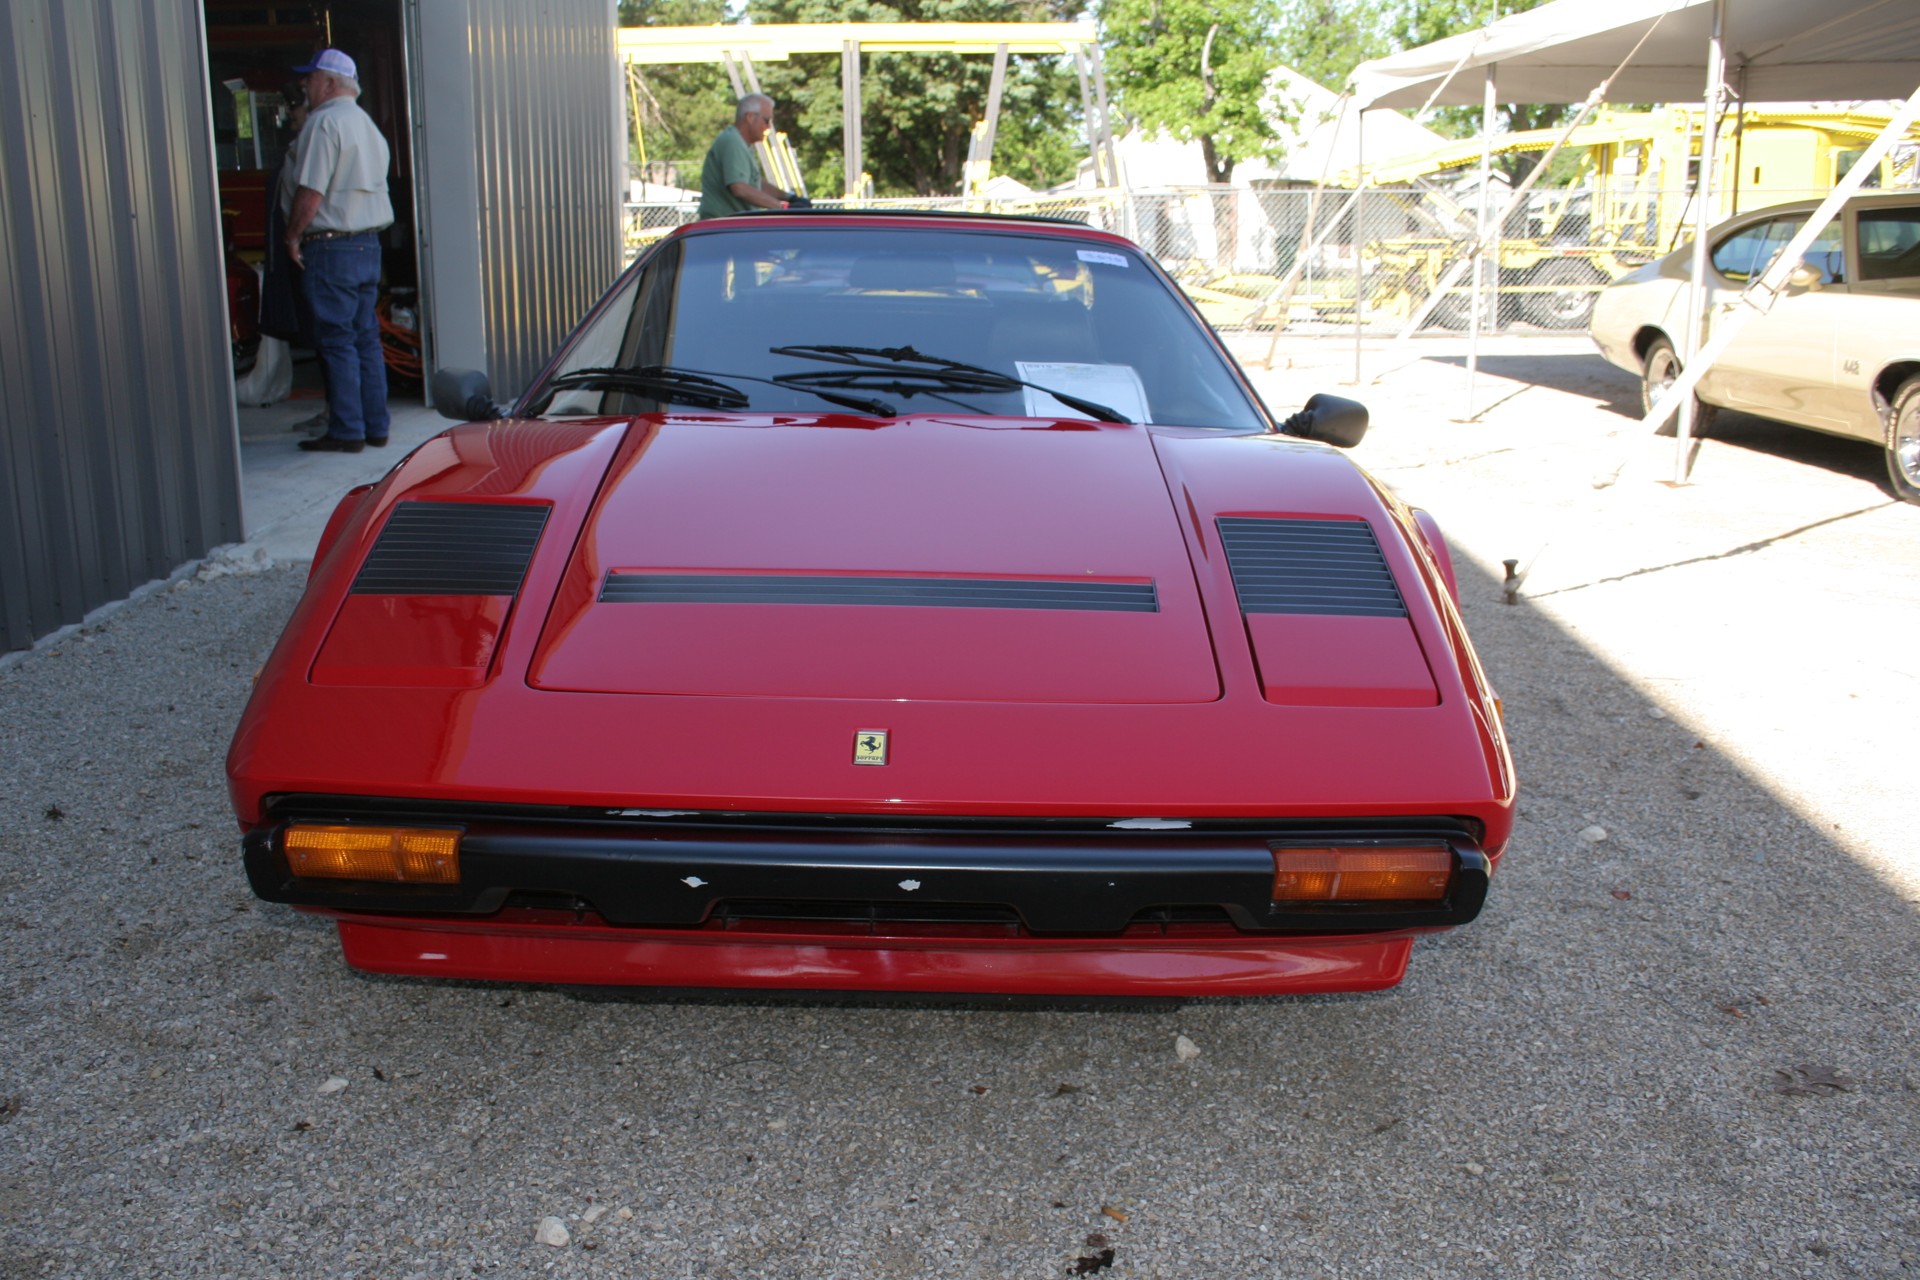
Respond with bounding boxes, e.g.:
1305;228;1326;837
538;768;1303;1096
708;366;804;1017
283;48;394;453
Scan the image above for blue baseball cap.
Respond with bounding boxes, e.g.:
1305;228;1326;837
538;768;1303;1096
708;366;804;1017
293;48;357;79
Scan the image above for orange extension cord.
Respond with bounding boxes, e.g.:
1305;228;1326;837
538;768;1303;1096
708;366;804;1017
377;295;422;383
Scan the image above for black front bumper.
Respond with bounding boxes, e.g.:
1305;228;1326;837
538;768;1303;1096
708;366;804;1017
244;798;1490;935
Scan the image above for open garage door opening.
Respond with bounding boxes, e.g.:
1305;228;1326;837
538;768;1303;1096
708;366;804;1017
204;0;421;428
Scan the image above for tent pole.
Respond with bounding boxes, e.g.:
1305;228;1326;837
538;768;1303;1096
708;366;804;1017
841;41;863;200
981;44;1009;175
1257;94;1349;367
1465;65;1495;421
1729;64;1746;217
1089;45;1127;234
1373;83;1606;378
1073;48;1101;186
1673;0;1725;484
1353;109;1364;385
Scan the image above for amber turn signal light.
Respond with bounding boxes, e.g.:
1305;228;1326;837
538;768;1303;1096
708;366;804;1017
284;824;461;884
1271;844;1452;903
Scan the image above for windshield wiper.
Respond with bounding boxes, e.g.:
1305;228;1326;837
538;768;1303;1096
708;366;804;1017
532;366;750;413
528;364;895;418
770;344;1132;424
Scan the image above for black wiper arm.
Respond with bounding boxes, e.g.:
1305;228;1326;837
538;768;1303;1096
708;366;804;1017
661;363;896;417
798;388;899;416
534;365;750;412
769;370;992;416
533;364;897;418
771;344;1132;423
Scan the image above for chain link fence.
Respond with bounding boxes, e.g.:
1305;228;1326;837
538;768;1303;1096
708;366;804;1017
623;183;1848;337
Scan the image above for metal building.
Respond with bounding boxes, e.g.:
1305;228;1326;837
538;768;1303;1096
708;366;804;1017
0;0;622;656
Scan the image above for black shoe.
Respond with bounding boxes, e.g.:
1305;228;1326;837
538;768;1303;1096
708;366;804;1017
366;436;390;447
299;435;365;454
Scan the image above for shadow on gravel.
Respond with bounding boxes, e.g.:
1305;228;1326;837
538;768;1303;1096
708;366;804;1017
1527;499;1896;598
1429;353;1644;419
1697;409;1891;491
1;557;1916;1278
1442;348;1900;500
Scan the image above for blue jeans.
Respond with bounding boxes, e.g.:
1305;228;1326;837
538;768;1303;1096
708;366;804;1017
301;234;389;442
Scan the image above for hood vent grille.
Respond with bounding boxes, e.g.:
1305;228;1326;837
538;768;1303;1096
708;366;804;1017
1217;517;1406;617
351;502;550;596
600;573;1159;612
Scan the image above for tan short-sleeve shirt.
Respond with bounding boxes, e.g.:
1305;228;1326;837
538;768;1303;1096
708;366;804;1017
293;97;394;234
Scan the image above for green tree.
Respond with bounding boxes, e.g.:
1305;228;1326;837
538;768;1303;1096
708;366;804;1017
1096;0;1286;185
620;0;736;181
1271;0;1392;93
744;0;1085;198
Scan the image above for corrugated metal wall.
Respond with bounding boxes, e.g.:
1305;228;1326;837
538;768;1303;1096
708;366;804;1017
411;0;623;400
0;0;243;656
0;0;620;655
0;0;243;655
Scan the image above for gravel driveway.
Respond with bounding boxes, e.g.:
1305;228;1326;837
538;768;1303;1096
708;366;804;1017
3;343;1916;1278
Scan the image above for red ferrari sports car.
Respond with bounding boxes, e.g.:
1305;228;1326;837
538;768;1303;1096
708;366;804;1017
228;210;1514;997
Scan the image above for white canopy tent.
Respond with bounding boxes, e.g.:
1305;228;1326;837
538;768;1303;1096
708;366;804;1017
1346;0;1920;479
1350;0;1920;110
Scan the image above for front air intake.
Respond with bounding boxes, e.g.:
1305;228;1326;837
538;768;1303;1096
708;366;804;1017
1217;517;1406;618
599;573;1159;612
351;502;550;596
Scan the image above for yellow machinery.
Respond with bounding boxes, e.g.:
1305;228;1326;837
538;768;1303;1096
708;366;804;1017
1339;105;1920;329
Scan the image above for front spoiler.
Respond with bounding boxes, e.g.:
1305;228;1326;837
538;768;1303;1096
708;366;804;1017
244;798;1490;936
326;907;1425;997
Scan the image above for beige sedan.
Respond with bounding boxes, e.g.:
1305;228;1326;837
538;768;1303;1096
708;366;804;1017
1589;190;1920;503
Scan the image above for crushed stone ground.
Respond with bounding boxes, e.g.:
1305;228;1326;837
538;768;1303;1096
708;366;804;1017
2;342;1916;1278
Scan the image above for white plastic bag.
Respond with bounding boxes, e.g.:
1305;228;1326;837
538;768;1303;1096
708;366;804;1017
235;335;292;406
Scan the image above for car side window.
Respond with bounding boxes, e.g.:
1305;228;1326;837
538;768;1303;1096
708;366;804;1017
538;243;677;416
1711;216;1845;285
1802;221;1846;284
1711;219;1791;282
1857;208;1920;281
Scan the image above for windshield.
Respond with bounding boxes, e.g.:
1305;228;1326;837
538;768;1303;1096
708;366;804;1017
531;225;1268;430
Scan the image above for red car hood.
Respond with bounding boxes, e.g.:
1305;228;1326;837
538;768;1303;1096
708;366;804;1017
232;412;1512;827
528;415;1221;703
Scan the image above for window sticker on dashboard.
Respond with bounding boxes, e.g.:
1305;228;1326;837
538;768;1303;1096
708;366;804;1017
1077;249;1129;268
1017;362;1151;423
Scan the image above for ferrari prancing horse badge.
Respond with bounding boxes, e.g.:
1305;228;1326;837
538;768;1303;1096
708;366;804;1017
853;730;889;766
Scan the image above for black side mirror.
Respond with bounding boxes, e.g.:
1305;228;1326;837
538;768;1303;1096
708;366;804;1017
1279;393;1368;448
431;367;503;423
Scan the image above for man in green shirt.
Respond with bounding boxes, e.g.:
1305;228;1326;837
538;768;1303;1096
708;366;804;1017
698;94;794;218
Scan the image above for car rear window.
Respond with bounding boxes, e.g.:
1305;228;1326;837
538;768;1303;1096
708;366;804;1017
534;225;1267;430
1857;207;1920;281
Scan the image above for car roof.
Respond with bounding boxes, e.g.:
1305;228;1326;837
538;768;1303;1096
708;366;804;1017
1721;188;1920;220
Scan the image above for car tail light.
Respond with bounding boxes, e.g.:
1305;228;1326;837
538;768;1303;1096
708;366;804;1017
284;824;461;884
1270;843;1452;903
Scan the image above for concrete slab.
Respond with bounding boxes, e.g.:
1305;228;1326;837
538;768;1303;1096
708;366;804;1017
1247;334;1920;900
235;386;447;564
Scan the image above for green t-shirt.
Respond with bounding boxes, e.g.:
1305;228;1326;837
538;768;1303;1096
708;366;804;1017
698;125;762;218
